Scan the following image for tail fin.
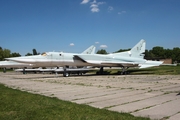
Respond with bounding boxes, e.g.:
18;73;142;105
129;39;146;58
81;45;96;54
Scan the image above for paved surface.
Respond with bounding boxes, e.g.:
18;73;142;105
0;72;180;120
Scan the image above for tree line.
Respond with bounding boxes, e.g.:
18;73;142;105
0;47;20;61
0;47;38;61
144;46;180;63
0;46;180;63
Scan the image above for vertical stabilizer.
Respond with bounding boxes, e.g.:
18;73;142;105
81;45;96;54
129;39;146;58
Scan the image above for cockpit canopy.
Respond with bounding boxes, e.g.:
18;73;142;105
41;52;47;56
41;52;62;57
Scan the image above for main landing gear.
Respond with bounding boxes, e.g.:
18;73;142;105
96;67;129;75
62;66;84;77
63;66;69;77
119;67;129;75
96;67;109;75
23;67;26;74
3;68;6;73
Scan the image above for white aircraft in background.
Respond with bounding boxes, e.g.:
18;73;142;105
74;39;163;74
6;39;163;77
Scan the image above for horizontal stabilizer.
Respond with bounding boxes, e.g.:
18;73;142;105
139;60;163;69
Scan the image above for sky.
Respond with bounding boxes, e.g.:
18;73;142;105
0;0;180;55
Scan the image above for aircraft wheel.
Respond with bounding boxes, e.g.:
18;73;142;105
3;68;6;73
63;72;69;77
120;71;127;75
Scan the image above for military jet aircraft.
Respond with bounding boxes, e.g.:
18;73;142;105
6;40;163;77
1;45;95;74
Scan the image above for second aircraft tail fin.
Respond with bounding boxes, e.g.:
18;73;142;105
81;45;96;54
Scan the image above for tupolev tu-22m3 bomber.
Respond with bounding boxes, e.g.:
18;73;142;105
6;39;163;77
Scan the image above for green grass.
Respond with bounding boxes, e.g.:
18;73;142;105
0;68;13;72
0;84;149;120
129;65;180;75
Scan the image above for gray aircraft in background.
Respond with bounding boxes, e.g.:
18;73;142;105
6;40;163;77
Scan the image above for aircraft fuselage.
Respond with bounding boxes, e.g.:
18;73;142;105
6;52;146;68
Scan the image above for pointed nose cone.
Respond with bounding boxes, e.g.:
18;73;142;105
5;57;36;63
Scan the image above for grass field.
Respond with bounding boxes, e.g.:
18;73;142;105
0;84;150;120
129;65;180;75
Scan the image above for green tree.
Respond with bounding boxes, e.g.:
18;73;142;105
0;47;11;60
0;48;3;61
33;49;38;55
25;53;33;56
11;52;21;57
144;50;150;59
2;49;11;60
164;49;172;59
172;47;180;63
96;49;108;54
147;50;156;59
114;48;130;53
151;46;165;58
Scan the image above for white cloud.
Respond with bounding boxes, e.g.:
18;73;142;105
90;4;98;8
118;11;126;15
90;1;100;13
81;0;90;4
69;43;75;46
81;1;126;16
97;2;105;5
81;0;105;13
95;42;99;44
108;6;114;12
100;45;108;48
91;6;99;12
91;0;97;4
